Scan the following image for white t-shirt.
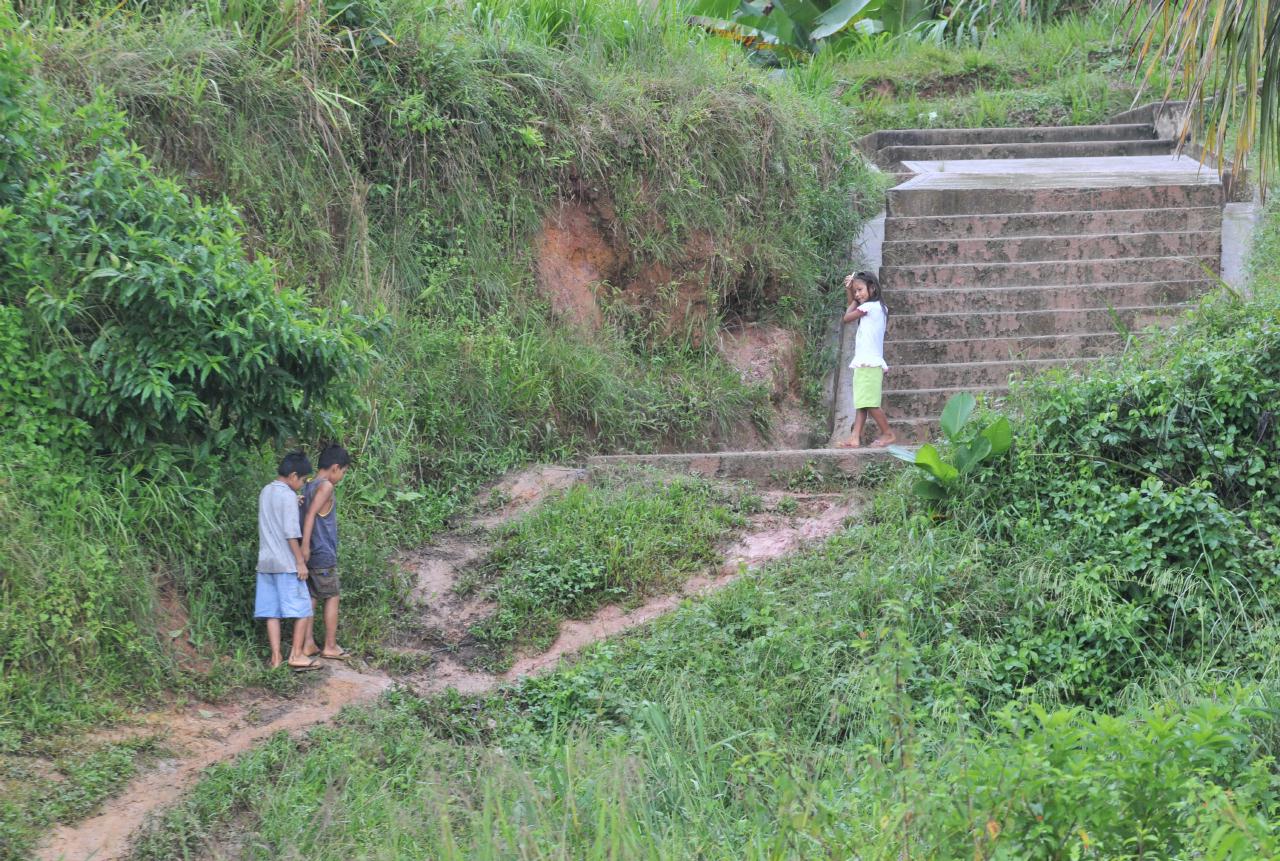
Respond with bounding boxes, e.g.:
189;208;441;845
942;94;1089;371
848;300;888;370
257;479;303;574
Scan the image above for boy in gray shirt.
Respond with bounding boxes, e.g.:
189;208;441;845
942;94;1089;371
255;451;318;670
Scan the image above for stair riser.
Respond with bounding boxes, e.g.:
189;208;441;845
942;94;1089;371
883;257;1217;289
887;333;1127;364
886;420;938;444
882;232;1220;266
864;124;1156;149
888;281;1211;314
890;359;1085;389
889;185;1223;217
886;207;1222;240
886;388;1010;417
832;419;937;445
889;307;1184;340
883;139;1172;165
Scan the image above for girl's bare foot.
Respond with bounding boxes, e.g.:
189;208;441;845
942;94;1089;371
870;434;897;448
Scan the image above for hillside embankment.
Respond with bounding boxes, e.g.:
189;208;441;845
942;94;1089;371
6;1;1242;858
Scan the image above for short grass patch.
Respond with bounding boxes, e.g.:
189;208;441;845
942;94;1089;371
464;469;751;666
0;736;159;861
830;14;1161;133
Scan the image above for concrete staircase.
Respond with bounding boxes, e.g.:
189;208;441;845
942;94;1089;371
588;113;1245;484
832;120;1226;445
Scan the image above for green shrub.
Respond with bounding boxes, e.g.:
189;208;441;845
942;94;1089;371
0;35;372;450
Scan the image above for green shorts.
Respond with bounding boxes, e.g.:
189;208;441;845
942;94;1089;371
306;566;341;600
852;366;884;410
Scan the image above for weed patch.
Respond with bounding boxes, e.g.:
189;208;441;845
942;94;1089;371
0;737;157;861
466;469;748;665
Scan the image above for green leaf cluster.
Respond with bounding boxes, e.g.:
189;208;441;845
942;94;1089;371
889;392;1011;501
690;0;881;57
0;30;372;451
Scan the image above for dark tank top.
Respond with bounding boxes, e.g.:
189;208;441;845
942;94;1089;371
301;478;338;568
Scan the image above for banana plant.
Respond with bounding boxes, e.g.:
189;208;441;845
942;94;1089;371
889;393;1012;501
689;0;882;57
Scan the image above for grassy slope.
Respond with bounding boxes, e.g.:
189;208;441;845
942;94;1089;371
0;3;1219;858
132;217;1280;860
1;0;876;747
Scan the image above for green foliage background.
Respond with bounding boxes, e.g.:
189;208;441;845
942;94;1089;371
0;0;885;747
5;0;1261;858
130;240;1280;861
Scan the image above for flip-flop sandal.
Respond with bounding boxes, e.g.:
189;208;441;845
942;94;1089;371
289;660;322;672
320;649;350;661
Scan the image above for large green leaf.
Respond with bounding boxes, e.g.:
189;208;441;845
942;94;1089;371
981;415;1012;456
953;434;992;473
939;392;977;441
914;443;959;483
876;0;929;33
888;444;919;463
810;0;879;39
912;478;949;500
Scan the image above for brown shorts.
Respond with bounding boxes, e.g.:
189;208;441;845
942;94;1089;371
306;566;340;600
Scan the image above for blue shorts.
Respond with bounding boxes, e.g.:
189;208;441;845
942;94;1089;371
254;572;314;619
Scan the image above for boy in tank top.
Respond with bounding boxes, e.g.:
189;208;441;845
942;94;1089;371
300;444;351;659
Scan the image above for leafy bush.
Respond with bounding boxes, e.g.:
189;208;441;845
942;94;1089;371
0;35;372;450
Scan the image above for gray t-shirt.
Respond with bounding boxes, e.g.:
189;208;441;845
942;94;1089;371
257;480;302;574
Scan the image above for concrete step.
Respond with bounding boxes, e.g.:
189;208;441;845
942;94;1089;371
889;183;1222;217
885;207;1222;240
886;416;939;444
888;305;1187;340
882;138;1173;165
881;231;1220;266
863;123;1157;150
889;280;1211;314
890;358;1086;389
886;331;1130;364
886;386;1011;417
586;448;892;485
882;255;1217;289
830;415;937;446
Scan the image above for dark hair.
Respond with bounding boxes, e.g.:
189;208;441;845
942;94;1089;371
277;450;312;478
852;270;887;318
318;443;351;470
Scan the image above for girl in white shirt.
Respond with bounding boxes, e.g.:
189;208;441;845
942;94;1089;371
838;271;896;448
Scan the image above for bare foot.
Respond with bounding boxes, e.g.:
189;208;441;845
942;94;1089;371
835;437;863;449
269;657;283;670
870;435;897;448
320;647;350;660
303;645;320;657
287;658;320;671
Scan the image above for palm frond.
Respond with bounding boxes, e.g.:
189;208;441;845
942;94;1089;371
1128;0;1280;191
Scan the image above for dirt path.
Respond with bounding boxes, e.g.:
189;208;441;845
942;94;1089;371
36;469;860;861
